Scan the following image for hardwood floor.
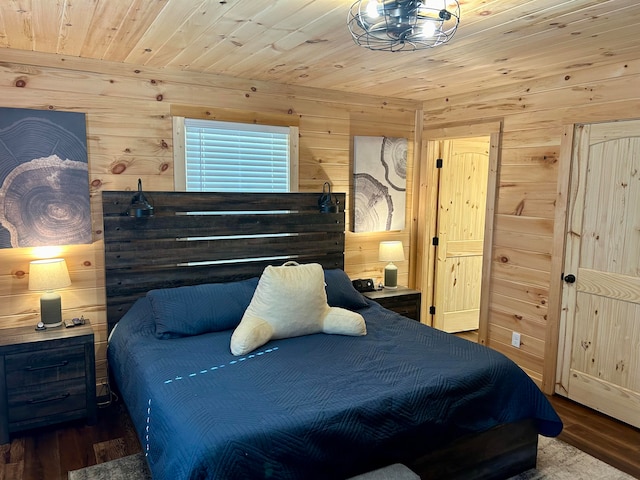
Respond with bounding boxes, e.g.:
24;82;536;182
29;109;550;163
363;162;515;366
0;400;141;480
0;395;638;479
547;394;640;479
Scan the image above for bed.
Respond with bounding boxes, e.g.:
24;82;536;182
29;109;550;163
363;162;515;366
103;191;562;480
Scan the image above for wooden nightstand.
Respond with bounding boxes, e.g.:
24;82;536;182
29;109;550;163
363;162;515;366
0;321;97;444
363;287;422;322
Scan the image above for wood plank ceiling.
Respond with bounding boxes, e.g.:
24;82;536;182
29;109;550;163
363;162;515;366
0;0;639;102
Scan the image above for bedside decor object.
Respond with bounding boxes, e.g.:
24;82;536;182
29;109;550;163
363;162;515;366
379;241;404;289
347;0;460;52
28;258;71;328
352;278;375;293
126;178;154;217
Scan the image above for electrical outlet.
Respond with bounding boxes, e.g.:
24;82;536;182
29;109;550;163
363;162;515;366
511;331;521;348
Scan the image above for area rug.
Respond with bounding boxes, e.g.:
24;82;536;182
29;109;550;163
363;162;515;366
68;452;151;480
509;436;634;480
68;436;635;480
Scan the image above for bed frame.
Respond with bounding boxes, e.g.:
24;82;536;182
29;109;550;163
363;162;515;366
102;191;346;334
102;191;538;480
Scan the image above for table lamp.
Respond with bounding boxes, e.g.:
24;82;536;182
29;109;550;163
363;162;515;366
29;258;71;328
379;241;405;289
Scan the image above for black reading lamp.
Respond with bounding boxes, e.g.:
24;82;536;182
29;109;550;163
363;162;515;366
318;182;339;213
127;178;154;217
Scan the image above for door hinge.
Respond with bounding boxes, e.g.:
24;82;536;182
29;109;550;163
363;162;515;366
432;237;439;246
436;158;443;168
429;306;436;315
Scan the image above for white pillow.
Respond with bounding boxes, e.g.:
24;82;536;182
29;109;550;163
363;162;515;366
230;262;366;355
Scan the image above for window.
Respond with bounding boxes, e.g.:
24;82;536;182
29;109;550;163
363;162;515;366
174;117;298;192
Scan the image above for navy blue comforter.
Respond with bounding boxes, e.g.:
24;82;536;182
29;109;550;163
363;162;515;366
108;298;562;480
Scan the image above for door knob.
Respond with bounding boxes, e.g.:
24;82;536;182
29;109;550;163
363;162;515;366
563;274;576;283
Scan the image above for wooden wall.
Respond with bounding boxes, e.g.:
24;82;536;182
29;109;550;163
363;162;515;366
0;50;418;387
3;47;639;395
422;58;640;392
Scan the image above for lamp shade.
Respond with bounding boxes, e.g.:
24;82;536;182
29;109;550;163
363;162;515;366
29;258;71;328
379;241;404;289
29;258;71;292
379;241;405;262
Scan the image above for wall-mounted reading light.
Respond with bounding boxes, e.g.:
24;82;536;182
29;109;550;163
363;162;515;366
318;182;339;213
127;178;154;217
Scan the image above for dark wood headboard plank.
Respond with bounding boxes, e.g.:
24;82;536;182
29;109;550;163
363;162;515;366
106;253;346;292
105;252;345;325
104;232;344;268
103;192;346;333
102;192;335;216
103;212;344;240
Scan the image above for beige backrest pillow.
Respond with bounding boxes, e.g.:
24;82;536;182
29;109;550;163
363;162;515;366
230;262;366;356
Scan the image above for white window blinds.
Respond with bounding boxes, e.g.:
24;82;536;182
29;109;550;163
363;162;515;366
184;118;290;192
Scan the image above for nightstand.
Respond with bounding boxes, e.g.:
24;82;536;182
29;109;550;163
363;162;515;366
363;287;421;322
0;321;97;444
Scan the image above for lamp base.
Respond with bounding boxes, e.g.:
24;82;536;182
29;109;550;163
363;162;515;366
383;263;398;289
40;292;63;328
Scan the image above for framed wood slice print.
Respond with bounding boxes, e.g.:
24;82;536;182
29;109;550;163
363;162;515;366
0;107;90;248
353;136;407;232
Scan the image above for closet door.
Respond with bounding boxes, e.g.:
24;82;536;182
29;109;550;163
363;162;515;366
556;120;640;428
432;138;489;332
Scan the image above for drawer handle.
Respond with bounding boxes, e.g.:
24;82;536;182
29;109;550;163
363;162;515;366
25;360;69;371
27;393;71;405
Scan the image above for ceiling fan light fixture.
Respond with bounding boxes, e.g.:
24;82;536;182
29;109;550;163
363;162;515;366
348;0;460;52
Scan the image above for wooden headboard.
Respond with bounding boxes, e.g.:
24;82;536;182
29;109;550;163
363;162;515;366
102;191;346;333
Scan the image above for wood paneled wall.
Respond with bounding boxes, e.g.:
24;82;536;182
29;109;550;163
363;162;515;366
2;48;639;394
0;50;418;385
422;57;640;392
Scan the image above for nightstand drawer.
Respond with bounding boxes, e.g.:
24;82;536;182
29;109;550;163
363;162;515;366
8;378;86;424
5;346;86;388
363;287;421;322
385;297;419;319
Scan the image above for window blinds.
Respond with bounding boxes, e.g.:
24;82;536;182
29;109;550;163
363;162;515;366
184;118;290;192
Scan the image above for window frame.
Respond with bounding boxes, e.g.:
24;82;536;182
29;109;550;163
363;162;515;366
173;116;299;192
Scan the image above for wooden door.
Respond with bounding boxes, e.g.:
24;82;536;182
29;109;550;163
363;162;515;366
556;120;640;428
432;137;490;332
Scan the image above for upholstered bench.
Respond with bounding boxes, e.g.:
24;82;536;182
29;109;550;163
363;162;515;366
347;463;420;480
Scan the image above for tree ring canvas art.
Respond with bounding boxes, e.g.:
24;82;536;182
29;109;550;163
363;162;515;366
353;136;407;232
0;107;90;248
